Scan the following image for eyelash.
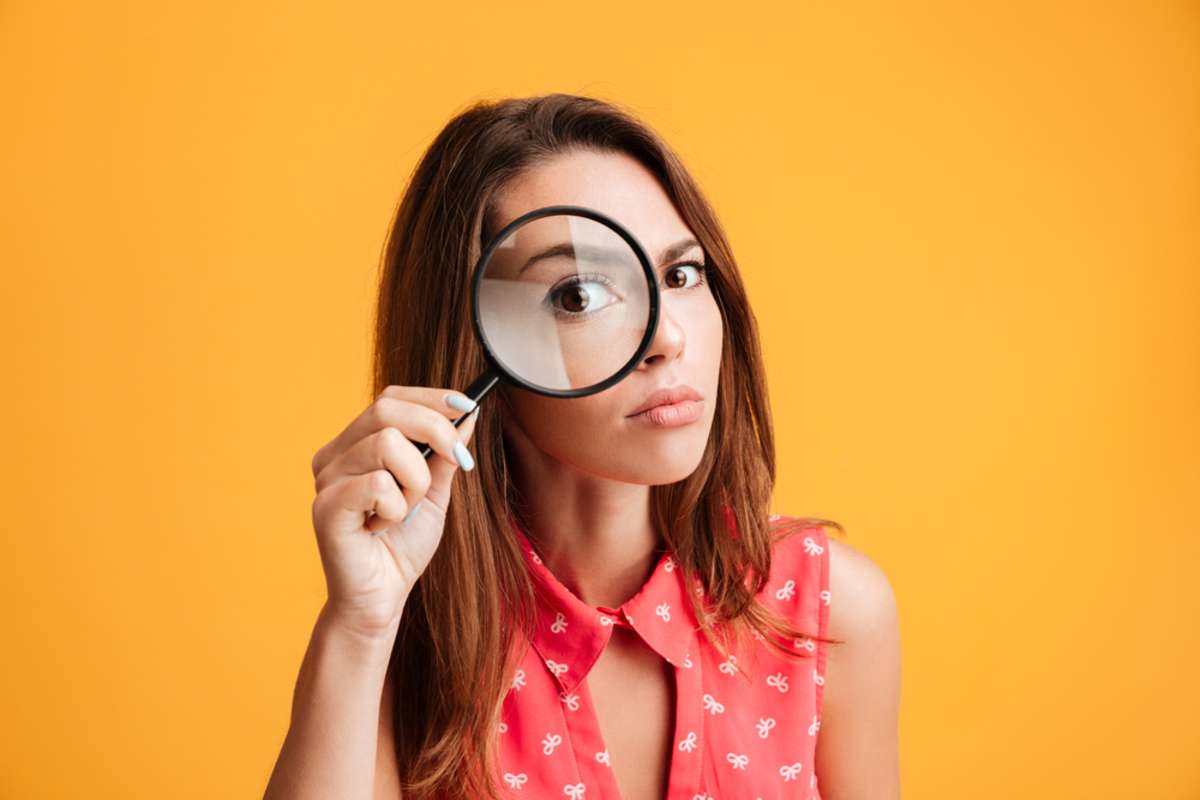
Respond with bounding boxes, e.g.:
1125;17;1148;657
666;261;708;290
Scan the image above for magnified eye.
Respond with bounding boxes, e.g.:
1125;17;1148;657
546;273;620;320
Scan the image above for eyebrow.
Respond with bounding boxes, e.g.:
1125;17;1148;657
518;236;703;275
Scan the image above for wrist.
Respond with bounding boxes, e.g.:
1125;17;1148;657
317;601;402;661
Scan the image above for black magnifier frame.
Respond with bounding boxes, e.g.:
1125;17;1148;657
408;204;662;463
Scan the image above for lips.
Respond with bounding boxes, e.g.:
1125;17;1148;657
627;384;703;417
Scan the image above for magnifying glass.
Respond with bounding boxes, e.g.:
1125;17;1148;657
398;204;661;476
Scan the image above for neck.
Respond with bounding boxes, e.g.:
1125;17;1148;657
505;430;662;609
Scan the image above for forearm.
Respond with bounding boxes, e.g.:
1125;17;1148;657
264;602;399;800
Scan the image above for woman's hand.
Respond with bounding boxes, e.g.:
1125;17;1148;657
309;385;479;639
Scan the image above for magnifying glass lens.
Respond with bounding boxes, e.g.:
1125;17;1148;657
478;213;653;392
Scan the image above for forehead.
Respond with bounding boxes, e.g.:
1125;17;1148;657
491;149;699;262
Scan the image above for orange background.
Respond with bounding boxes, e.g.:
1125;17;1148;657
2;2;1197;797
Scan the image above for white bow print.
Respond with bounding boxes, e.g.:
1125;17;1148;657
780;762;804;781
561;693;580;711
702;693;725;714
678;731;698;752
542;733;563;755
511;669;526;691
550;612;567;633
595;750;610;766
726;752;749;770
802;535;824;556
793;636;815;652
813;668;825;686
545;659;569;677
563;782;586;798
681;653;693;669
755;717;776;738
664;556;676;572
655;602;671;622
766;673;789;693
503;772;528;789
598;614;615;626
718;655;738;675
820;588;831;607
808;715;822;736
774;579;796;601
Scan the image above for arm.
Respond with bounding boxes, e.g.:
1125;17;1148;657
263;602;402;800
814;538;902;799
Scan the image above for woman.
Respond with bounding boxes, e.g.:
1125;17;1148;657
264;93;901;800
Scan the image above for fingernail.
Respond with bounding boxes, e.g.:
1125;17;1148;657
403;502;422;524
453;440;475;471
445;393;477;413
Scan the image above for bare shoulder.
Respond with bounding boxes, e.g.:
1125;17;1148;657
817;536;902;799
826;537;899;643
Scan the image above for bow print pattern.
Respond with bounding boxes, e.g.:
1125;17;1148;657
780;762;804;782
496;514;831;800
541;733;563;755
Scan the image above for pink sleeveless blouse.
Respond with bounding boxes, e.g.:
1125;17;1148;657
492;512;832;799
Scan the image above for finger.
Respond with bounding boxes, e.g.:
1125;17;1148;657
459;404;479;444
314;396;471;491
316;424;434;498
422;406;480;513
312;386;477;477
313;468;409;540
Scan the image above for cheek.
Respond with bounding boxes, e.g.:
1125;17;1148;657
505;390;616;444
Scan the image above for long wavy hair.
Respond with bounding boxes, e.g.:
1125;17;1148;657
372;92;845;799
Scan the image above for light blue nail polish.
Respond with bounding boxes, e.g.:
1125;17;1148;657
446;393;477;413
403;502;422;524
453;440;475;471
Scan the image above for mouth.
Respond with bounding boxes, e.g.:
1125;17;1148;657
629;399;704;427
627;384;704;417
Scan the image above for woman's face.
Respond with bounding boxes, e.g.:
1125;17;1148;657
491;148;723;486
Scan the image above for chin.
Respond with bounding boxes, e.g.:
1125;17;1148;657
618;442;710;486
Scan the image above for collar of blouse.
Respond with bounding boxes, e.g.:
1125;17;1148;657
508;515;703;695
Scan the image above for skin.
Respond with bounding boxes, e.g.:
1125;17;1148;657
369;148;901;798
493;147;724;609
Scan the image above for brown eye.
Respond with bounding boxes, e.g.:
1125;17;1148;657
665;263;706;290
545;274;619;320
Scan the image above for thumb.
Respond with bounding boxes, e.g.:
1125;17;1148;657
421;406;480;513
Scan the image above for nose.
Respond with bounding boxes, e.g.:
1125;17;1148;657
639;302;686;368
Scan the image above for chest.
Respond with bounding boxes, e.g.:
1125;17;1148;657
585;626;676;800
496;625;825;799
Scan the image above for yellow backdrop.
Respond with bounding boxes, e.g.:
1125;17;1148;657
2;1;1196;797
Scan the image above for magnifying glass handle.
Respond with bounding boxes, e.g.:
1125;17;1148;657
412;368;501;461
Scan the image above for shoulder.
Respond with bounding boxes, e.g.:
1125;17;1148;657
825;537;898;644
816;534;902;798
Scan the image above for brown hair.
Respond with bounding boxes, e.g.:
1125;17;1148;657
372;92;845;799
